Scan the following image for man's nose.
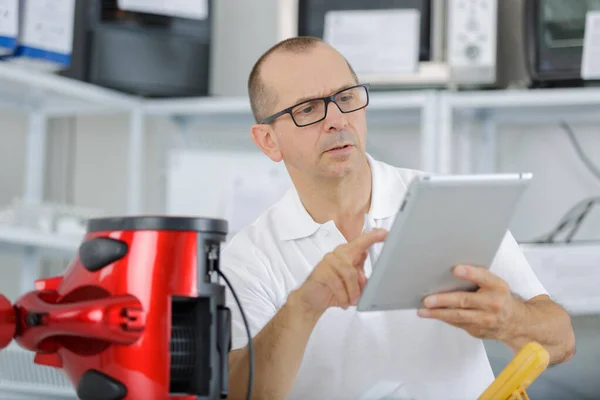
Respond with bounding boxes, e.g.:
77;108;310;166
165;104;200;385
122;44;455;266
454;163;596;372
324;101;349;132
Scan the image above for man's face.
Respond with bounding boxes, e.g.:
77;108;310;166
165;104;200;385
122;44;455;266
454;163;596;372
256;44;368;180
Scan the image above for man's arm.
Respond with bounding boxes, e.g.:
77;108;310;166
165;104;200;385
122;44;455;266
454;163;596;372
227;292;321;400
418;264;576;366
227;228;388;399
500;294;576;365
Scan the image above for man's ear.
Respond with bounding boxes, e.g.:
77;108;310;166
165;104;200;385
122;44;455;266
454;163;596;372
250;124;283;162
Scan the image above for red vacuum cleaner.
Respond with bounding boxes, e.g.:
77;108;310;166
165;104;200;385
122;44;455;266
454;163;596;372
0;216;233;400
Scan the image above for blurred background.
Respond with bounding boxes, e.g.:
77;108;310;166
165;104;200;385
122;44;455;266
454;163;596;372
0;0;599;399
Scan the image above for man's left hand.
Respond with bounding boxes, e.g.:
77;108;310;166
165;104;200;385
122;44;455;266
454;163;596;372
417;264;522;341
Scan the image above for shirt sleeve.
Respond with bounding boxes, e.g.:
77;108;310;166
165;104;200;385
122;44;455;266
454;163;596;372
220;235;279;350
489;230;549;301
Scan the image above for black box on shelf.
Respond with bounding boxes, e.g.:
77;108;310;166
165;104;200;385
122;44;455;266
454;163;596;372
61;0;212;98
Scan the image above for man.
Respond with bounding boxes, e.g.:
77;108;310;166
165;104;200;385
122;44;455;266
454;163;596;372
221;37;575;400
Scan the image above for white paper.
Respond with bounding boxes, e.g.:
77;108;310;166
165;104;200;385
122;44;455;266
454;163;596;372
581;11;600;79
166;149;293;237
0;0;19;51
118;0;208;20
19;0;75;55
228;164;293;234
324;9;420;76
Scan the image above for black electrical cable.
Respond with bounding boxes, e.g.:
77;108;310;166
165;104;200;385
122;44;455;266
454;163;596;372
532;197;600;243
530;123;600;243
565;199;596;243
560;122;600;185
217;269;254;400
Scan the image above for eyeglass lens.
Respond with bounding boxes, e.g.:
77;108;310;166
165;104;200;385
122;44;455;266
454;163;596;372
291;86;368;126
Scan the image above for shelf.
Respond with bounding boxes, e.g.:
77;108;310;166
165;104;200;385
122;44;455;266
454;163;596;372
0;226;81;255
143;96;251;116
0;343;76;400
448;86;600;109
445;87;600;124
368;90;436;109
521;242;600;316
142;89;434;116
0;63;138;116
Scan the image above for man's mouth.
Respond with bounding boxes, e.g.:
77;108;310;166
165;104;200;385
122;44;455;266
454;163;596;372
326;144;352;152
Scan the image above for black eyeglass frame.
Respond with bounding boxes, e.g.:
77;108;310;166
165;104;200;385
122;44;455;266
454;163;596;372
260;83;371;127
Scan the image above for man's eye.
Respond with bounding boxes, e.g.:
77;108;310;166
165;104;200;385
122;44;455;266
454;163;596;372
339;95;353;102
299;106;313;114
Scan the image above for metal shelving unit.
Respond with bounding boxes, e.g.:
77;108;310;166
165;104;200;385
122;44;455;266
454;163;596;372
439;87;600;174
0;63;140;291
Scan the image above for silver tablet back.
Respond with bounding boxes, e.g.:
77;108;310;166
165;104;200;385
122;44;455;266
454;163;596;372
358;173;532;312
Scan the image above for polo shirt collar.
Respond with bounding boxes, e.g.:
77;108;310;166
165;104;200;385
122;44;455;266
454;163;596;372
273;154;406;241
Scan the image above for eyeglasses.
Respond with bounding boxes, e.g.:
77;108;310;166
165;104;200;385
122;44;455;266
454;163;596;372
260;84;371;127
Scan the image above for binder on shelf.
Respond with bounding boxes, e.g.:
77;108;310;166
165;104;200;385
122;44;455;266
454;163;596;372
0;0;19;57
7;0;76;71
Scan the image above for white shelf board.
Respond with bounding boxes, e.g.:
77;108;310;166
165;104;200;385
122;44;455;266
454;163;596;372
445;87;600;125
143;96;251;116
0;226;81;254
368;90;434;110
521;242;600;316
448;87;600;110
0;63;138;116
142;90;433;117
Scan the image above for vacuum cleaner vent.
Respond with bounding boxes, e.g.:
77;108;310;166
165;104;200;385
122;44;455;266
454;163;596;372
170;302;197;393
169;296;211;396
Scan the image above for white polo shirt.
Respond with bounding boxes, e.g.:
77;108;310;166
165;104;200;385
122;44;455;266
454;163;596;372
220;155;548;400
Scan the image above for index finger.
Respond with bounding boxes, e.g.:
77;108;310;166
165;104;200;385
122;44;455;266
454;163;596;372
346;228;388;258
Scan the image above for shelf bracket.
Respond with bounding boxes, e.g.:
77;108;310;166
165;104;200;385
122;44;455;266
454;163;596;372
420;91;440;173
20;108;47;293
127;108;144;214
437;92;453;174
477;110;498;174
24;109;47;203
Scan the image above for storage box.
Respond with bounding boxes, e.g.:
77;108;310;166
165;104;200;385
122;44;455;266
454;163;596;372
61;0;213;97
10;0;76;71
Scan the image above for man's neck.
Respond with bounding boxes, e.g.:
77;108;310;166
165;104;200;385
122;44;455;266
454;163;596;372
293;159;372;241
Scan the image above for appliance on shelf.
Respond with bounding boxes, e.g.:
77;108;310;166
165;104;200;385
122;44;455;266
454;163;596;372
211;0;538;96
519;0;600;88
61;0;212;98
297;0;501;90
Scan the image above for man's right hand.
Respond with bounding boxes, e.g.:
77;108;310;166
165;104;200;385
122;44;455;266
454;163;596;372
289;228;388;317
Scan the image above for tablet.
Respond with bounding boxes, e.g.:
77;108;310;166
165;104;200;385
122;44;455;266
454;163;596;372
357;173;532;312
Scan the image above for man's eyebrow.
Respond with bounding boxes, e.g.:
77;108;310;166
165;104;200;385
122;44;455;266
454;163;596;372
292;84;354;106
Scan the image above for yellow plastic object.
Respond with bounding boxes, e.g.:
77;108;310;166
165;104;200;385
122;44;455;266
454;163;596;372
478;342;550;400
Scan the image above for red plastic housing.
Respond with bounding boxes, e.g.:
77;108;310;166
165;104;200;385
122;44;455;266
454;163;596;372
5;229;204;399
0;294;16;349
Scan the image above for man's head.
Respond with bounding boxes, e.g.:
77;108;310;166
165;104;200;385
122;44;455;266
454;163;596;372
248;37;369;183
